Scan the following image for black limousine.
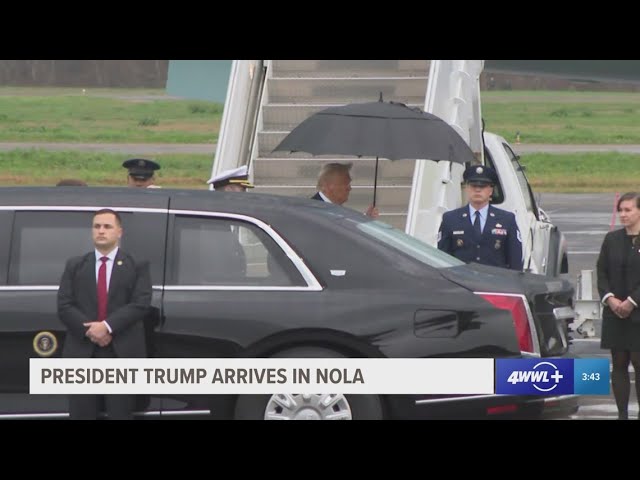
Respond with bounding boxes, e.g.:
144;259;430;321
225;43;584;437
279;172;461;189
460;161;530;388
0;187;578;419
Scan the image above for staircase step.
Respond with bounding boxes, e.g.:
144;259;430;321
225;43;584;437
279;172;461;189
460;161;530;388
249;60;433;231
253;158;415;186
262;103;424;131
267;77;428;104
271;60;430;77
259;131;316;157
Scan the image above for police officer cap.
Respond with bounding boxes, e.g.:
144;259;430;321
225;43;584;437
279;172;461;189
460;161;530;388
207;165;254;190
463;164;498;185
123;158;161;179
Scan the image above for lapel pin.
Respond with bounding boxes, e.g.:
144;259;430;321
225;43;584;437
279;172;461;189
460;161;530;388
489;212;495;217
462;213;468;217
496;223;502;228
117;260;123;266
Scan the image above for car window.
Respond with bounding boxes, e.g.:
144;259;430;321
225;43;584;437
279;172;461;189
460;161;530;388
357;221;465;269
8;211;94;285
502;142;538;217
483;151;505;205
8;211;166;285
0;211;13;285
169;215;306;286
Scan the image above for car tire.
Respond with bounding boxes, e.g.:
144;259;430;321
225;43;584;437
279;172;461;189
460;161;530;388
233;346;385;420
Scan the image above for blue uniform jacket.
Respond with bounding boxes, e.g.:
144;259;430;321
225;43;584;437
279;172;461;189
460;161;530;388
437;204;523;271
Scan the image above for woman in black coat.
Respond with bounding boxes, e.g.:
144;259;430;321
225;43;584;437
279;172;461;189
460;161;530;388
597;191;640;420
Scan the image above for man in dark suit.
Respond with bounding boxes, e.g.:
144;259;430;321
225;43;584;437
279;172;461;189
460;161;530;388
311;162;379;218
438;165;522;270
58;208;152;419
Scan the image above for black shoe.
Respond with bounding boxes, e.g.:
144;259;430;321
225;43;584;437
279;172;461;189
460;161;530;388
618;412;629;420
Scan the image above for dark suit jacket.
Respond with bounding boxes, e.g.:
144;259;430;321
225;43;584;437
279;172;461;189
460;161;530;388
597;229;640;321
311;192;323;201
438;204;523;270
57;249;152;358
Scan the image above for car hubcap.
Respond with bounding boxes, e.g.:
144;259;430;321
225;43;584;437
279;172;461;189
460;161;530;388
264;393;353;420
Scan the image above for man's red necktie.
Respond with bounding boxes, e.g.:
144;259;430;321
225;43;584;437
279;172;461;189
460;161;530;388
97;256;108;321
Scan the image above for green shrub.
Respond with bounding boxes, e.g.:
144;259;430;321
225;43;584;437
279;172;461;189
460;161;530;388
138;117;159;126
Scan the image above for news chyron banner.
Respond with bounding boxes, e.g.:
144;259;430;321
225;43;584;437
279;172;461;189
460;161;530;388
30;358;495;395
30;358;610;395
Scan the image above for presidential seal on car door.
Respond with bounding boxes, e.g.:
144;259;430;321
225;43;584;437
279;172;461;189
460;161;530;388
33;331;58;357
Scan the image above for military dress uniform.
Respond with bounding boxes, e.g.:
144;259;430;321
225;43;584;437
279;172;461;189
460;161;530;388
438;204;522;270
437;165;523;271
123;158;161;188
207;165;254;190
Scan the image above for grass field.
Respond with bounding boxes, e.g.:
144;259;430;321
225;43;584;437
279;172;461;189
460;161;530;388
0;87;221;143
2;87;640;145
519;152;640;192
1;149;636;192
1;87;640;191
482;91;640;144
0;150;213;188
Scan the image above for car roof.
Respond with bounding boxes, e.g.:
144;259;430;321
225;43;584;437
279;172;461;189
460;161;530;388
0;186;367;226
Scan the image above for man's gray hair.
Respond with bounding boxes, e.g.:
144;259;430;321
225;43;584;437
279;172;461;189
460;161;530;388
316;162;353;189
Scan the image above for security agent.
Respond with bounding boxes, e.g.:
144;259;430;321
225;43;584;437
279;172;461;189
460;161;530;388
437;165;522;270
207;165;254;192
123;158;161;188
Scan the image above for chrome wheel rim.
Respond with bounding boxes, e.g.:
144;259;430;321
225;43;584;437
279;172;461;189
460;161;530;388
264;393;353;420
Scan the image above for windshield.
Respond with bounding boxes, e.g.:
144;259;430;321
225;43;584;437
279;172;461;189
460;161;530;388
503;142;538;218
357;220;465;269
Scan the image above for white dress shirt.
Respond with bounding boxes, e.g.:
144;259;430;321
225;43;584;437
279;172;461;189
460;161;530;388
318;191;332;203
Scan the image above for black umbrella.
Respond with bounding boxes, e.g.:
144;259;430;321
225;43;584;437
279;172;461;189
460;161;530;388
273;95;476;206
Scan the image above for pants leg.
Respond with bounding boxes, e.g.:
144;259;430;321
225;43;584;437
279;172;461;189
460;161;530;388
69;394;99;420
68;344;101;420
104;395;135;420
94;344;136;420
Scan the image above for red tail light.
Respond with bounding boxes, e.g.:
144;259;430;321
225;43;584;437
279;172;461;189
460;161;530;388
486;404;518;415
477;293;534;353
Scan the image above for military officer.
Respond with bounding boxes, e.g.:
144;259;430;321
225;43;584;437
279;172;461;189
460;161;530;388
123;158;161;188
207;165;254;192
437;165;522;270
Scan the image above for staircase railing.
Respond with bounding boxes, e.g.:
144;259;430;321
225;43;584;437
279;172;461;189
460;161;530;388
405;60;485;244
209;60;266;189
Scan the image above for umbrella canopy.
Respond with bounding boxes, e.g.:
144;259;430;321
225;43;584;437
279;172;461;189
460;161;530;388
272;98;476;207
273;99;476;163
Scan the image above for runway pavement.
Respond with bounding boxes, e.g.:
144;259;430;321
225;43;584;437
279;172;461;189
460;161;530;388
540;192;619;340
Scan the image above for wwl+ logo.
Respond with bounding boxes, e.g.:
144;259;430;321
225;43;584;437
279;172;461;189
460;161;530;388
496;359;573;395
